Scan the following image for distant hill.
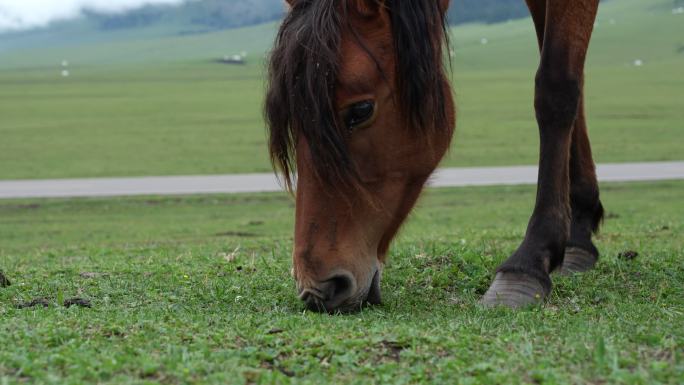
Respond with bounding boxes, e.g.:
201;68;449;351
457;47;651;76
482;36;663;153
1;0;531;40
0;0;533;63
448;0;529;25
87;0;529;33
85;0;286;34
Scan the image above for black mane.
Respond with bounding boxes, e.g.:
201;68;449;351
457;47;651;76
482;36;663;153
265;0;450;192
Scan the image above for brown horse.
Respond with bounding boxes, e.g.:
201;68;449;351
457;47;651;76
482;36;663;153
266;0;603;312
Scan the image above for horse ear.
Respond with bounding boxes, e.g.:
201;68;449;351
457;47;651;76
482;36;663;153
284;0;295;8
439;0;451;14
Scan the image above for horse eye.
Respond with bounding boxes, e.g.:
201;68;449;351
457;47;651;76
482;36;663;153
344;100;375;130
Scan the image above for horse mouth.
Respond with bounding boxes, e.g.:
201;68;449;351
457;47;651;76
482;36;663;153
365;269;382;305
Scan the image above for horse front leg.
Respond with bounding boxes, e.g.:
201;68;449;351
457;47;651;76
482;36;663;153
482;0;600;307
526;0;605;274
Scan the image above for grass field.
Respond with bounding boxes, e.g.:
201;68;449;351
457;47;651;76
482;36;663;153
0;0;682;180
1;0;683;383
1;181;683;383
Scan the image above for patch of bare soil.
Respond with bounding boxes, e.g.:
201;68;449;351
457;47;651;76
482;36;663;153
618;250;639;260
16;298;49;309
379;340;410;362
0;270;10;287
15;297;92;309
63;297;92;308
214;231;259;237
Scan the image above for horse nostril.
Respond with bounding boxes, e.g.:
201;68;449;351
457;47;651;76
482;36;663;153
299;271;356;312
326;273;354;302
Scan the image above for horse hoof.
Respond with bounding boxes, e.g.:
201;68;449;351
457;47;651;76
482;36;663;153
0;270;10;287
481;272;547;308
557;247;597;275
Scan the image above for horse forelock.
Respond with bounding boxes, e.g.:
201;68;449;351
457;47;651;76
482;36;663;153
389;0;451;136
265;0;450;194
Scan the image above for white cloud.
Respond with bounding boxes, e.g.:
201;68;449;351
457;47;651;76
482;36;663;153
0;0;187;32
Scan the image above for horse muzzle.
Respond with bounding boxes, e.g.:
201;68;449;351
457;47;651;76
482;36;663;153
298;268;382;313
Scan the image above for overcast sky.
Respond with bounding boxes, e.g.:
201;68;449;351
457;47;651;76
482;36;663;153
0;0;187;32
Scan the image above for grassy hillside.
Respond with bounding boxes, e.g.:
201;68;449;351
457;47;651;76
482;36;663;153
0;21;279;69
0;0;682;179
0;0;285;57
0;0;529;58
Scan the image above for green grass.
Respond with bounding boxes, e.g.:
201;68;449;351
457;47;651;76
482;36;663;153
1;181;683;384
0;0;682;180
1;1;681;383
